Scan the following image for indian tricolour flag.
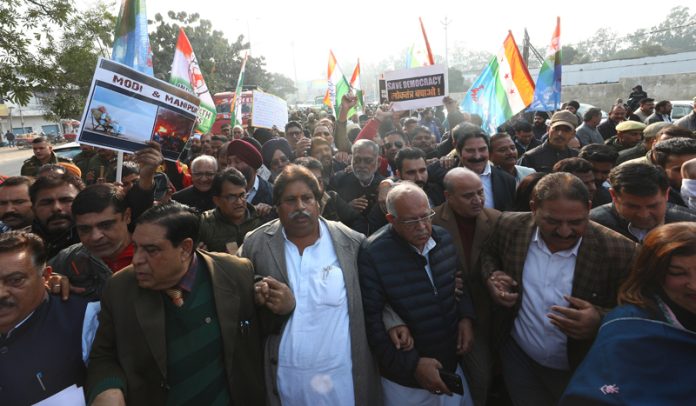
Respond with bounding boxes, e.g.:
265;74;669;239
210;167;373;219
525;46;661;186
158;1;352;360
230;52;249;127
170;28;216;133
323;50;350;116
460;32;535;134
348;59;363;117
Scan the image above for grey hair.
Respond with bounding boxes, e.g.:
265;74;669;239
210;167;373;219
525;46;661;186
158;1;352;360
191;154;218;171
351;139;379;156
385;181;428;217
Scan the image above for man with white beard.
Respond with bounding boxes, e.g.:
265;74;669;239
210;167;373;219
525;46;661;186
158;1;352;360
330;140;385;227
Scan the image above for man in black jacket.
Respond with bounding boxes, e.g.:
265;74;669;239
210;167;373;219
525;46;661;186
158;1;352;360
519;110;579;173
358;183;475;405
590;163;696;242
430;124;516;211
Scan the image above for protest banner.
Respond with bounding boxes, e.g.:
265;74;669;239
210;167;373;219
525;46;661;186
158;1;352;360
251;91;288;130
383;64;447;111
78;57;200;161
378;77;388;104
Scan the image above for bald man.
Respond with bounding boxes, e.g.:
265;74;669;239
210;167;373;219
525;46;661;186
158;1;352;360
359;183;475;406
433;168;501;405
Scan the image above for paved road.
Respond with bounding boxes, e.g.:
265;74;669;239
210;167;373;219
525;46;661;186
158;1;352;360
0;147;34;176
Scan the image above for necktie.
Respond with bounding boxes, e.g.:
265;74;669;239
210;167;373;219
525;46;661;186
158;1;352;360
165;288;184;307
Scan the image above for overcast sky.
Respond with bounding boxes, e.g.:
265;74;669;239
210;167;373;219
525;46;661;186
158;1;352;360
78;0;690;82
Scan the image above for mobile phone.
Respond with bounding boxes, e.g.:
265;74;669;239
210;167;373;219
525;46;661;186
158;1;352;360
438;369;464;395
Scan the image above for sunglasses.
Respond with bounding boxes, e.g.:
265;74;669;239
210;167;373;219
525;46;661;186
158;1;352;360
384;141;404;150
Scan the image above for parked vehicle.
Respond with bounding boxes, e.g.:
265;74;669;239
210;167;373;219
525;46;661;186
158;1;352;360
670;100;694;120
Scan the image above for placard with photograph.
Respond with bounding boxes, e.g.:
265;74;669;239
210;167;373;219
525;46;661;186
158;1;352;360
78;57;201;161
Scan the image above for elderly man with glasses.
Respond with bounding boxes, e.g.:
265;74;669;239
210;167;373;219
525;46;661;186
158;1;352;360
172;155;218;211
359;182;476;406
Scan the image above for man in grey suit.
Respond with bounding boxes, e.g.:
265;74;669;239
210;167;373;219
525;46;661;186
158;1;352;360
239;164;381;406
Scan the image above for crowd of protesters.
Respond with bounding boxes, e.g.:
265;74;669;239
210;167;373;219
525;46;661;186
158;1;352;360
1;88;695;406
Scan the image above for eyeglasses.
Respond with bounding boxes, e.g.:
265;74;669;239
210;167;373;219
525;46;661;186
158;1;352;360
220;192;247;202
384;141;404;150
192;171;216;178
395;210;435;228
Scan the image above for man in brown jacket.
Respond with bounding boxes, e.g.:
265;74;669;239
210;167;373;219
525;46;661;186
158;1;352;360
480;173;636;406
433;167;500;406
87;203;290;405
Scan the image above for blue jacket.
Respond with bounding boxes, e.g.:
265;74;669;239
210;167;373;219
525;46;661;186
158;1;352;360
560;303;696;405
358;224;475;387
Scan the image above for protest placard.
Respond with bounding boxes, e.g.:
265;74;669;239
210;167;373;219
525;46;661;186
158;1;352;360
78;57;201;161
251;91;288;130
383;64;448;111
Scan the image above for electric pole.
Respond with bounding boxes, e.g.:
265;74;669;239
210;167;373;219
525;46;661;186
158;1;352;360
441;17;451;68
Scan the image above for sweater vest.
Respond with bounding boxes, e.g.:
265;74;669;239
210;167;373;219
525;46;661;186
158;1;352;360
0;295;88;405
163;267;230;406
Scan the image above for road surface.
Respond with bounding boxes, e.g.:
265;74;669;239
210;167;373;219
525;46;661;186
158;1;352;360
0;146;34;176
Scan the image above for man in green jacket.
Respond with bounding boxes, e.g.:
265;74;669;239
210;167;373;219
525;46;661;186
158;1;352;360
198;168;263;253
20;137;72;177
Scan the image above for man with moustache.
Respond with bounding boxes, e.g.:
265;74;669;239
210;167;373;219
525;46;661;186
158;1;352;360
480;173;636;406
239;164;381;405
86;203;271;405
519;111;580;173
0;177;34;232
532;112;549;140
331;139;385;221
0;231;99;405
597;104;626;141
29;173;85;260
431;124;516;211
489;133;536;184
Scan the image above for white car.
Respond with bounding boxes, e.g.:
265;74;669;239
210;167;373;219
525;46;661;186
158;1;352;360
53;142;82;160
670;100;694;120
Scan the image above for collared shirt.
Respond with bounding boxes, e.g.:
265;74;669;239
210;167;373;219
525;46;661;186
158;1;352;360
480;162;495;209
246;175;260;203
512;227;582;370
410;236;437;286
277;220;354;406
627;223;649;242
178;254;199;294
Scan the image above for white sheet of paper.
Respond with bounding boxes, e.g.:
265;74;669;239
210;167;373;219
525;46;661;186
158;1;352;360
33;385;86;406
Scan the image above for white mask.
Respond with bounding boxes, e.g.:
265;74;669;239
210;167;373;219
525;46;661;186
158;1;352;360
680;179;696;211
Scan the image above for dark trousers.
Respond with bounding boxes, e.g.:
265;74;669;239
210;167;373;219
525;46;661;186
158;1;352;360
500;336;572;406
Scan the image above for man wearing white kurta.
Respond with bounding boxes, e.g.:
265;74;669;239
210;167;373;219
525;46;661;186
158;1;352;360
239;164;381;406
